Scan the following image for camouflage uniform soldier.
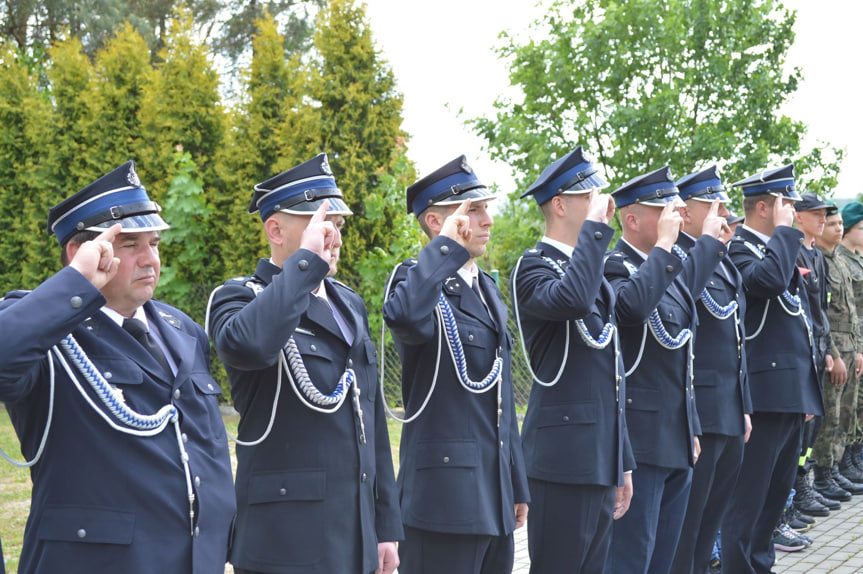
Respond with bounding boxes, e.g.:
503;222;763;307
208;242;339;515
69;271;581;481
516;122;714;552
836;202;863;476
814;205;862;484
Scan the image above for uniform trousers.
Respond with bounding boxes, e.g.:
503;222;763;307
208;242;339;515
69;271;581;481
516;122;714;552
721;412;803;574
669;433;745;574
400;525;514;574
526;478;615;574
607;463;693;574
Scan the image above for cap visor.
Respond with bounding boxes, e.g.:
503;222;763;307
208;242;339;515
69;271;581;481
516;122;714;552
638;195;681;207
689;191;730;203
561;173;610;193
279;196;353;216
433;187;497;207
86;213;170;233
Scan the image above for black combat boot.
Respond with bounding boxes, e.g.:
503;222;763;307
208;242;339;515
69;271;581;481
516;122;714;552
832;464;863;495
813;465;852;501
839;448;863;484
793;469;830;517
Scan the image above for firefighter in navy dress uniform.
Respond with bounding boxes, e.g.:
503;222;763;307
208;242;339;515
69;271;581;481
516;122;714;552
603;166;727;574
383;155;529;574
720;164;824;574
669;166;752;574
511;147;635;574
0;161;236;574
207;154;403;574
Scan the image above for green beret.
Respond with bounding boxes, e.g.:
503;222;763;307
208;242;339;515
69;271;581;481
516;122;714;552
841;202;863;229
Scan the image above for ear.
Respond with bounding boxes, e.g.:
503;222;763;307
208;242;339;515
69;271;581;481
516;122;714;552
424;210;444;234
264;215;283;245
623;210;639;233
551;195;567;217
65;241;81;263
678;204;692;225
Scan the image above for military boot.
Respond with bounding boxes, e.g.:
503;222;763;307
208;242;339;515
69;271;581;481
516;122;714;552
793;470;830;517
832;464;863;495
812;488;842;510
850;443;863;473
813;465;852;501
839;448;863;484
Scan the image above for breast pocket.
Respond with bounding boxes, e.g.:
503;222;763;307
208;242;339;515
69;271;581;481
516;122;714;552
90;357;144;387
411;441;479;526
243;470;326;567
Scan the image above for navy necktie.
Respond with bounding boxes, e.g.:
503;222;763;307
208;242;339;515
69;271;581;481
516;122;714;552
123;318;172;375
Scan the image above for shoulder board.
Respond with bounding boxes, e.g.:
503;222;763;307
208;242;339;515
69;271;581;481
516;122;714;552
330;278;357;295
523;247;544;258
737;239;765;260
225;276;264;296
603;251;637;276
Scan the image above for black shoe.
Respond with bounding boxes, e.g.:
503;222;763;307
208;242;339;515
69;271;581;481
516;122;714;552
832;465;863;495
794;473;830;517
839;450;863;483
789;504;816;525
814;466;852;501
812;489;842;510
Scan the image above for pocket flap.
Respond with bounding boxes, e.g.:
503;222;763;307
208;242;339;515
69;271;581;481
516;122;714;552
536;401;597;428
416;440;479;469
38;506;134;544
626;386;661;411
247;469;327;504
91;357;144;386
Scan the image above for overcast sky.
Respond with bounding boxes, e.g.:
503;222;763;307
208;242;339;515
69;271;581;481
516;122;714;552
363;0;861;199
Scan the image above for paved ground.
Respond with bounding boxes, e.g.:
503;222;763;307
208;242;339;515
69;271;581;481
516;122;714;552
510;492;863;573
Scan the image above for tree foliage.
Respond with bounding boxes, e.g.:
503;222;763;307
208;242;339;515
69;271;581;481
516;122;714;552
470;0;844;272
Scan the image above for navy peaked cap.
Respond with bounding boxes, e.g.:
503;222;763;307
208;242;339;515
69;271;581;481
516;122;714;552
794;192;830;212
47;160;169;246
520;146;609;205
726;211;745;225
250;153;352;221
731;164;800;200
406;155;494;217
676;165;730;203
611;166;680;208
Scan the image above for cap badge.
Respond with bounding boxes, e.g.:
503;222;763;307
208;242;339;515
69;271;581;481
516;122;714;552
320;155;333;176
126;165;141;187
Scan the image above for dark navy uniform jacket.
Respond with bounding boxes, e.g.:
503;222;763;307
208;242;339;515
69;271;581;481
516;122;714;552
727;226;824;416
209;252;402;574
605;235;724;469
678;233;752;436
513;220;635;487
0;267;235;574
383;235;530;536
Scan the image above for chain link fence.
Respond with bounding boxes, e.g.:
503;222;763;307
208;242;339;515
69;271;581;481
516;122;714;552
190;274;533;409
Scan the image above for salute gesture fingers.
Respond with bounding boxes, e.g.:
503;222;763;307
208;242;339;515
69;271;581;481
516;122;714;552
300;202;341;262
440;199;473;247
772;194;795;228
586;189;615;224
655;201;684;252
69;224;122;289
701;199;731;239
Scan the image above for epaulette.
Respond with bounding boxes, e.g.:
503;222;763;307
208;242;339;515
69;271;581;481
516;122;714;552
225;276;265;296
523;247;544;258
330;278;357;295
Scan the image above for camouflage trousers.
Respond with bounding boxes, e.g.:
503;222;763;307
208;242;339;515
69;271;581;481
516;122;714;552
813;346;860;467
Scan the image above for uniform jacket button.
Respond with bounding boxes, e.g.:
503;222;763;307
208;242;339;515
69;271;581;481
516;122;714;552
347;358;353;368
70;296;83;308
194;526;200;537
173;389;182;400
194;476;201;488
666;265;674;272
310;344;317;352
562;415;570;422
442;456;450;463
77;529;86;538
771;362;777;368
440;245;450;255
594;231;603;240
279;488;287;495
298;259;309;270
626;398;633;404
361;473;368;482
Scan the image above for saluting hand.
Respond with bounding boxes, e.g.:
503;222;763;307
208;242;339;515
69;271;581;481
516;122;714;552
586;189;615;224
773;195;795;228
440;199;473;247
701;199;731;239
655;202;684;252
300;202;341;263
69;224;122;289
